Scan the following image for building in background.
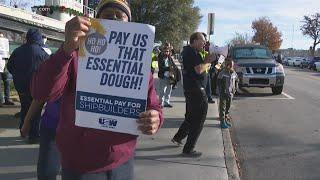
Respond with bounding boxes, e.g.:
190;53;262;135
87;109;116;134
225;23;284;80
32;0;95;22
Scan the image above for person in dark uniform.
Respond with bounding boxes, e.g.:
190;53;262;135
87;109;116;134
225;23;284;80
171;32;214;157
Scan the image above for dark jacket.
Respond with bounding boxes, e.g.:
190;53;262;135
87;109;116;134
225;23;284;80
157;52;174;79
157;53;180;85
217;69;238;98
7;29;49;93
182;45;207;90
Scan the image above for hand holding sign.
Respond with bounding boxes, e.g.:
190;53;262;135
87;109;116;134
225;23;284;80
75;19;155;135
63;16;91;55
204;53;215;64
137;109;160;135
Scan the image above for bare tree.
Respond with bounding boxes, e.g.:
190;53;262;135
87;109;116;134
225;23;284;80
10;0;30;9
228;32;252;46
301;13;320;57
252;17;282;52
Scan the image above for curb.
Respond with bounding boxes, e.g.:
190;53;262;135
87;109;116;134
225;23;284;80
222;128;241;180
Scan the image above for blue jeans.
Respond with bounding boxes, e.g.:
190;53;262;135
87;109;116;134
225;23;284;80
37;126;61;180
205;73;213;100
158;77;172;106
0;72;11;102
61;158;134;180
18;92;41;138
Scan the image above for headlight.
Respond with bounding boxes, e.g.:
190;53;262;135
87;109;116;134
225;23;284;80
275;63;285;74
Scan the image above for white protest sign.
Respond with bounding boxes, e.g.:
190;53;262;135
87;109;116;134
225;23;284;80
75;19;155;135
0;55;4;72
209;44;228;57
0;37;9;59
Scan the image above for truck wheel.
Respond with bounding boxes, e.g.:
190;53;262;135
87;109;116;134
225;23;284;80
272;86;283;95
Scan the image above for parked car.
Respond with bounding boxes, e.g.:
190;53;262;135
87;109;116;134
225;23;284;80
288;57;303;67
283;57;291;66
286;57;296;66
308;57;320;70
315;62;320;72
300;57;311;68
229;44;285;95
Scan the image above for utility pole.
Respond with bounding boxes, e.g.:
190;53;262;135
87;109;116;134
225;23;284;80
291;24;294;49
207;13;215;42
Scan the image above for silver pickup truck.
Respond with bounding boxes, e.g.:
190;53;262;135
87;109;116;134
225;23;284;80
229;45;285;95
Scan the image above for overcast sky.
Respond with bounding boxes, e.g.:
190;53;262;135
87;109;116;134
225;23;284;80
194;0;320;49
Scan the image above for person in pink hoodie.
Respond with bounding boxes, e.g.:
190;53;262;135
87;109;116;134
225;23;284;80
31;0;163;179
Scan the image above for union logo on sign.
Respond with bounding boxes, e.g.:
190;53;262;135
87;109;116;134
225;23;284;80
98;117;118;129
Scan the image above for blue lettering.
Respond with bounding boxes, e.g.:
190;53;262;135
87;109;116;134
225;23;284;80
92;57;100;70
108;74;116;86
99;58;107;71
106;59;114;72
109;31;117;43
139;48;146;61
140;35;148;47
113;60;121;73
123;32;131;45
86;57;94;69
115;32;123;45
131;48;139;61
109;120;117;126
132;34;140;47
118;46;126;59
100;73;108;85
123;75;130;88
130;62;138;75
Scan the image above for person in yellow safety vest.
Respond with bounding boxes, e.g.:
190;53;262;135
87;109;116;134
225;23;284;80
151;52;158;74
199;35;215;103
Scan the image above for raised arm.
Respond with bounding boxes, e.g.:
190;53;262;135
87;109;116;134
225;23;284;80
31;16;91;102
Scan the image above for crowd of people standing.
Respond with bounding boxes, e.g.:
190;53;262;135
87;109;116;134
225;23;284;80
0;0;239;179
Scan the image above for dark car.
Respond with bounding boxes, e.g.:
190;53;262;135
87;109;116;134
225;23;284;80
300;58;311;68
229;44;285;95
308;57;320;70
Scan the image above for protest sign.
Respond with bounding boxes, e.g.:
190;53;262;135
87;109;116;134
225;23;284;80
0;56;4;72
75;19;155;135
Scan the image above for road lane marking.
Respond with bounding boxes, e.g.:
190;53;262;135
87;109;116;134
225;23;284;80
0;129;20;138
0;165;36;174
0;144;39;149
282;92;295;99
234;92;295;100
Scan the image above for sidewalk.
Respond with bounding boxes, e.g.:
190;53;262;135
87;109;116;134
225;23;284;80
134;75;228;180
0;70;239;180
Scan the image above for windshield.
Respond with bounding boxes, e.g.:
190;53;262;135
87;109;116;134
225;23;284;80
234;48;272;59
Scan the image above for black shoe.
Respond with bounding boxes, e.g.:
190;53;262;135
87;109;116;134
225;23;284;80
208;99;215;104
182;150;202;157
164;104;173;108
4;100;14;105
171;138;183;146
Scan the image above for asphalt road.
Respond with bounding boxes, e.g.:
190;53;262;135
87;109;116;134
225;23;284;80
230;66;320;180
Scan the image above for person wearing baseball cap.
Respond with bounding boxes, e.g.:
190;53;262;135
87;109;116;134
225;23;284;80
31;0;163;179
